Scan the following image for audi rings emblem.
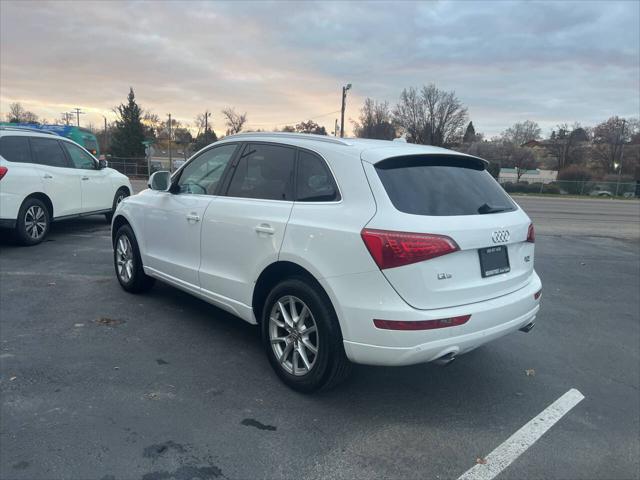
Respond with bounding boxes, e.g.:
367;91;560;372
491;230;510;244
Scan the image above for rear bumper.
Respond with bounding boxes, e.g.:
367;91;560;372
323;270;541;366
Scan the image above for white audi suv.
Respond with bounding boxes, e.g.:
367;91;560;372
0;127;132;245
111;132;541;392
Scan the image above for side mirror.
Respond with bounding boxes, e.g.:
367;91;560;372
148;170;171;191
98;159;108;169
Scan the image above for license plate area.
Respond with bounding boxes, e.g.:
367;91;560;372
478;245;510;278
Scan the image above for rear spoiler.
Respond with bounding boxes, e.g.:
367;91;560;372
360;145;489;168
373;153;489;171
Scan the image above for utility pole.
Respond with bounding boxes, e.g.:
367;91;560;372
167;113;173;171
71;107;85;127
204;110;211;136
340;83;352;138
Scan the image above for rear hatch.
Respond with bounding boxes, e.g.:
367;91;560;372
362;152;535;310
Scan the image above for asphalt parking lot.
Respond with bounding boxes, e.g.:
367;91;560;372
1;196;639;480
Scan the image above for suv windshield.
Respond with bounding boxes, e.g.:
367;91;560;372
375;155;515;216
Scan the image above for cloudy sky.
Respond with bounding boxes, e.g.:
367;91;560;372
1;0;638;137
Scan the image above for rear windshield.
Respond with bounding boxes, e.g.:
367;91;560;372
375;156;516;216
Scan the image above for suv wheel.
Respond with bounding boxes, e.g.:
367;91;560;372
106;188;129;223
16;197;50;245
262;278;351;392
113;224;155;293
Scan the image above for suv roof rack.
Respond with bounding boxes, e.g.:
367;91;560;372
0;126;59;136
223;131;351;146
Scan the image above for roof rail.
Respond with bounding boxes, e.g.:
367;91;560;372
0;126;59;136
223;131;351;146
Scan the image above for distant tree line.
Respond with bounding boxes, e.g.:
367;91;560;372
6;87;639;181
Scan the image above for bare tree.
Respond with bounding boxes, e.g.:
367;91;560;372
393;84;467;146
591;117;637;173
5;102;39;124
503;144;538;182
501;120;541;146
221;107;247;136
294;120;327;135
546;122;590;170
353;98;396;140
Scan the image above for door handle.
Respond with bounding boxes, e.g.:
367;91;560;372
186;213;201;222
43;174;53;179
81;176;89;181
255;224;275;235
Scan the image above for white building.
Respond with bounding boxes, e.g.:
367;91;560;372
499;168;558;184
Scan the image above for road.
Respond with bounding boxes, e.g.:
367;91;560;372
515;196;640;240
0;196;638;479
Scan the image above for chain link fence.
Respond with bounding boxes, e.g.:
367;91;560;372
498;179;639;197
108;157;639;198
108;157;186;178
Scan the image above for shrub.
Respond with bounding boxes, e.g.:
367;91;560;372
558;165;592;182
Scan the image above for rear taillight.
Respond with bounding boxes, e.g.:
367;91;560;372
0;166;7;180
361;228;460;270
374;315;471;331
527;223;535;243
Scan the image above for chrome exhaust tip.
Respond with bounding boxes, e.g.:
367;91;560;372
434;352;456;366
519;322;535;333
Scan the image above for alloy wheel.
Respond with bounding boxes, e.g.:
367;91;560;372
24;205;46;239
116;235;134;282
269;295;319;376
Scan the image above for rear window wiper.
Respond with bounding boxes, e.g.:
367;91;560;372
478;203;509;214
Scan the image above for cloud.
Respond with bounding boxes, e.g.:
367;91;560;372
1;0;638;136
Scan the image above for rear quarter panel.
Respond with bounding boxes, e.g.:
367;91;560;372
0;159;45;220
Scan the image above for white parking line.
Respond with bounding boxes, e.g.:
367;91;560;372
457;388;585;480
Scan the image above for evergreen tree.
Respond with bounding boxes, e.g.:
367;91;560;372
194;127;218;151
463;121;476;143
111;88;146;158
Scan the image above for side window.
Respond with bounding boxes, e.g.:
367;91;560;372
227;144;295;201
30;138;69;168
296;150;340;202
177;144;237;195
62;142;96;169
0;136;32;163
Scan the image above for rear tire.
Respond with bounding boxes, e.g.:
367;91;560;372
106;188;129;223
113;224;155;293
261;277;351;393
16;197;50;246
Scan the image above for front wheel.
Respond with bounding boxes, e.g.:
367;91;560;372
113;224;155;293
106;188;129;223
16;197;50;246
262;278;351;392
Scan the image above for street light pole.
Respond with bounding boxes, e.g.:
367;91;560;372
167;113;173;172
101;115;108;157
616;119;627;196
340;83;352;138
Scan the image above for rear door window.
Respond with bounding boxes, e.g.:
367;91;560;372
296;150;340;202
30;138;70;168
375;156;515;216
0;136;32;163
227;144;295;201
